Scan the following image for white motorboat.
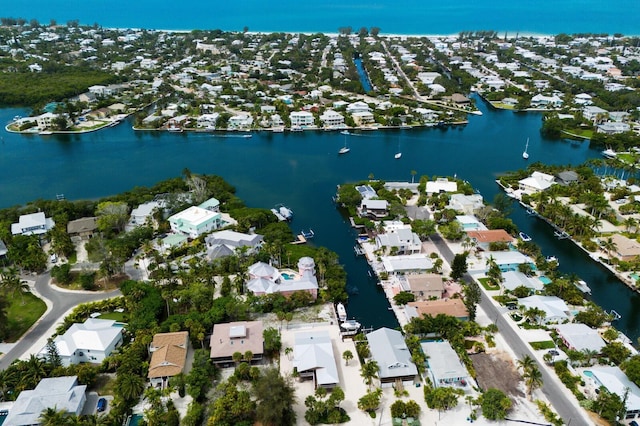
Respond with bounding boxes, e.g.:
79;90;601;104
340;319;361;331
546;256;559;265
575;280;592;294
275;204;293;221
519;232;532;242
395;152;402;159
602;148;617;159
336;303;347;322
522;138;529;160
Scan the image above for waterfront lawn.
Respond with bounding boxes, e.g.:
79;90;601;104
479;277;500;291
530;341;556;350
5;291;47;342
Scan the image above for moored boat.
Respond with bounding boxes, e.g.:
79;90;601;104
336;303;347;322
519;232;532;242
340;319;361;331
575;280;592;294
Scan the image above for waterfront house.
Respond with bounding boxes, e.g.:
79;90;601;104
359;199;389;219
466;229;515;251
293;330;339;389
130;201;165;228
481;251;535;272
351;111;375;126
198;197;220;212
161;234;189;251
421;341;470;388
426;178;457;194
530;94;563;108
3;376;87;426
448;193;484;215
355;184;377;200
319;109;345;128
400;273;445;300
246;257;318;300
518;171;556;194
210;321;264;366
555;323;605;353
519;295;570;324
556;170;579;186
290;111;315;128
228;114;253;130
346;101;371;114
366;328;418;388
205;230;263;260
597;122;631;134
381;254;432;275
502;271;543;292
583;366;640;420
404;299;469;321
148;331;189;389
583;105;608;122
168;206;222;239
66;217;98;239
38;318;123;367
11;212;55;236
375;225;422;255
609;234;640;262
36;112;58;130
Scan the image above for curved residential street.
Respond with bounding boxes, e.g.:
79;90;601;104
0;272;121;370
430;233;592;425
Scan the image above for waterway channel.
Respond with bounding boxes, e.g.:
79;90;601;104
2;97;639;341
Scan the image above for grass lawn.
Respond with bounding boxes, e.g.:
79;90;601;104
530;341;556;350
5;291;47;342
98;311;127;322
54;272;127;292
479;277;500;291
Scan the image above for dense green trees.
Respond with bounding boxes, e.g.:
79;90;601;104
479;388;512;420
253;368;297;426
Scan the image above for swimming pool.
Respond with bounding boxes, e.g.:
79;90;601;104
631;273;640;281
539;276;552;285
583;370;594;378
281;273;295;280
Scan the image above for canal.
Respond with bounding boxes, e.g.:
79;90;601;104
1;97;638;339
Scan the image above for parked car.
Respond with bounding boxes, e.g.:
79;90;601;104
97;398;107;413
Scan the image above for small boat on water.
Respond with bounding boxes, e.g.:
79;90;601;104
339;134;350;154
340;130;350;135
522;137;530;160
575;280;592;294
336;303;347;322
602;148;617;159
546;256;559;265
300;229;315;239
395;152;402;159
274;204;293;221
554;230;570;240
340;319;361;331
242;134;253;138
519;232;532;242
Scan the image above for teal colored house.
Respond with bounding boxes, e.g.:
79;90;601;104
168;206;222;238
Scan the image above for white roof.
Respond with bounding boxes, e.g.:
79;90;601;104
426;179;457;194
366;328;418;380
40;318;122;357
362;199;388;209
555;323;605;352
293;330;339;386
169;206;219;226
131;201;162;217
484;251;534;266
4;376;86;426
588;366;640;412
421;341;469;384
520;295;569;322
502;271;544;291
382;254;433;273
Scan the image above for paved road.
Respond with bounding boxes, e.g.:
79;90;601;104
0;272;121;370
430;233;591;425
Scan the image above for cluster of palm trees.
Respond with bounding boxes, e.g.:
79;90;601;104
517;355;544;400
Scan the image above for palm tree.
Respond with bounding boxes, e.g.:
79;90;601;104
360;360;379;390
232;351;243;365
21;355;49;389
39;407;68;425
342;350;354;366
284;347;293;361
115;373;145;402
523;365;543;399
0;267;30;305
601;236;618;260
244;350;253;363
517;355;535;374
582;348;598;366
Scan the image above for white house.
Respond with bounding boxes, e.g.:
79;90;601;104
519;295;570;324
319;110;345;128
168;206;222;238
205;230;263;260
518;171;556;193
421;341;470;388
130;201;165;227
375;226;422;255
246;257;319;300
4;376;87;426
293;330;339;389
290;111;315;128
228;114;253;130
381;254;433;274
11;212;55;236
530;94;563;108
366;328;418;388
426;178;457;194
351;111;375;126
38;318;124;366
584;366;640;420
36;112;58;130
448;193;484;215
555;323;606;353
346;101;371;114
482;251;535;273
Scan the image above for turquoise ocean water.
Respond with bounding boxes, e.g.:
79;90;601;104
4;0;639;35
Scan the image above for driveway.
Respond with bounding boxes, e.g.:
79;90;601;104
0;272;121;370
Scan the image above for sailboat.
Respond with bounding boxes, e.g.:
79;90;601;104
522;138;530;160
338;134;350;154
395;135;402;159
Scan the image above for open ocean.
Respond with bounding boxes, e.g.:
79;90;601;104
3;0;639;36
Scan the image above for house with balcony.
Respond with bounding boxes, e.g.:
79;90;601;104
319;110;345;128
228;114;253;130
375;223;422;255
289;111;315;128
400;273;445;300
518;171;556;194
11;212;55;236
359;199;389;219
246;257;318;300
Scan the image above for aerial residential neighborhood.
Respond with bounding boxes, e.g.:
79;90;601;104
1;16;640;426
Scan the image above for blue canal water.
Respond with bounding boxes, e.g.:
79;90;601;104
3;97;640;339
354;58;373;93
3;0;638;36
